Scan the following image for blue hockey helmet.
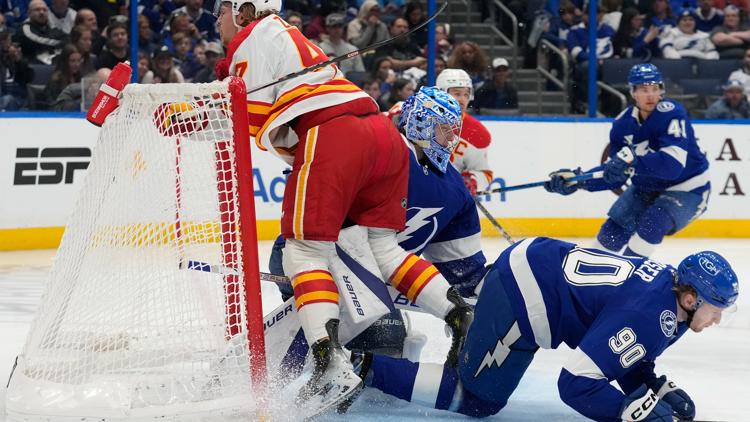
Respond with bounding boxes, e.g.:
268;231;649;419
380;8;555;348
677;251;739;309
627;63;664;89
399;86;462;173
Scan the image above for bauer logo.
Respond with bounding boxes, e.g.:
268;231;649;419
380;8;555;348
13;147;91;185
660;310;676;337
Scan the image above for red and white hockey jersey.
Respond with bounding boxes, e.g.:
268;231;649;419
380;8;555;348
450;113;493;191
224;14;372;164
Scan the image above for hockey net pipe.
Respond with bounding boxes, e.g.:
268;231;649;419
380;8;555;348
5;78;267;420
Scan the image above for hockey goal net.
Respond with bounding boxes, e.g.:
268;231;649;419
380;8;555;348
5;79;266;420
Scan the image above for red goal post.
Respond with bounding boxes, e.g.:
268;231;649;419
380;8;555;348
6;77;267;420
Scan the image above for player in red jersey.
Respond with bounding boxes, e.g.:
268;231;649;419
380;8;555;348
214;0;473;412
437;69;493;196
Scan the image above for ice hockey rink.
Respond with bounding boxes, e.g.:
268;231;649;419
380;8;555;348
1;237;749;422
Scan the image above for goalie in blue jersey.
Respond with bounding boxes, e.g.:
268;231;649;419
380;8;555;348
269;86;487;360
545;63;710;257
353;237;738;421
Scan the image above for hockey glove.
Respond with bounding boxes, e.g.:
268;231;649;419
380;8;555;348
544;168;582;196
620;384;673;421
461;172;478;196
603;146;635;185
649;375;695;421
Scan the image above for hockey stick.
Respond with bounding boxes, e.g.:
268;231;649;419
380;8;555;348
476;171;603;196
245;2;448;94
474;198;515;245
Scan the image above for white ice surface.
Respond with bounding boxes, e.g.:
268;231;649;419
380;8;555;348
1;238;749;421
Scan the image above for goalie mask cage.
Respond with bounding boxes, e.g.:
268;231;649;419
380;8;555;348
5;78;267;421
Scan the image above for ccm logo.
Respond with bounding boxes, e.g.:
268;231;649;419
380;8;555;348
629;391;658;420
14;148;91;185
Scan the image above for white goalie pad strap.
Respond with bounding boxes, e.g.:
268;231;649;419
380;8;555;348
562;347;606;380
621;389;661;422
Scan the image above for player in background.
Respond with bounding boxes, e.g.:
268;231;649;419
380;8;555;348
436;68;494;196
214;0;472;408
352;237;738;421
544;63;710;257
271;86;488;360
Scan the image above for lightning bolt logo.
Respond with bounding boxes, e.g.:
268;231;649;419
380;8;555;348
396;207;442;252
474;322;521;377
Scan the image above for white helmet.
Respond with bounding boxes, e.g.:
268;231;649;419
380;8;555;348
214;0;282;19
436;68;473;100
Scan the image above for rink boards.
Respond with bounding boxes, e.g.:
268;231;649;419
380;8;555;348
1;114;748;250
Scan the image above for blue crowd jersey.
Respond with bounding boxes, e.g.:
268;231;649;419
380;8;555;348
596;99;710;194
493;237;688;421
397;143;487;295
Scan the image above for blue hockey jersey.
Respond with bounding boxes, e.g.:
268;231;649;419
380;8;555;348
398;143;487;295
492;237;687;421
589;99;709;194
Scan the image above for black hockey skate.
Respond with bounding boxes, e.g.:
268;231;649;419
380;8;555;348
296;319;362;419
444;287;474;368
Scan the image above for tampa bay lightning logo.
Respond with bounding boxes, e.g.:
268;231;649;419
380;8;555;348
698;256;720;276
660;310;677;337
656;101;675;113
396;207;442;253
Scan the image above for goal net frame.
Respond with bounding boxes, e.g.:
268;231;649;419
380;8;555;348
5;77;267;421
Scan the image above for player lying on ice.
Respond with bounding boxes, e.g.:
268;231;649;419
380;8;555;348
266;86;485;382
348;237;739;421
214;1;472;412
544;63;710;258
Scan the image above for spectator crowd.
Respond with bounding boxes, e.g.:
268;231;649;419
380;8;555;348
0;0;749;119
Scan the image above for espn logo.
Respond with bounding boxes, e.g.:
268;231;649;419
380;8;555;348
14;148;91;185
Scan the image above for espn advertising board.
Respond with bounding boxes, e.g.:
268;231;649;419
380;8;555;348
0;115;748;250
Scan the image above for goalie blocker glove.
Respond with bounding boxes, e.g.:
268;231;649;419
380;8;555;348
620;384;673;421
648;375;695;420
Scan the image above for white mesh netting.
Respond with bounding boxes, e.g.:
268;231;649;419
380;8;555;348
6;82;261;420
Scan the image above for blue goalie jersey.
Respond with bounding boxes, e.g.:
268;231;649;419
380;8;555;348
607;100;709;194
398;143;487;295
269;141;487;297
491;237;688;420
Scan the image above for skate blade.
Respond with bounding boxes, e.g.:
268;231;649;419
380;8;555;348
299;372;363;421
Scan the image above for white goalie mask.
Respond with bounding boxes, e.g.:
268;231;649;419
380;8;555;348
436;68;474;100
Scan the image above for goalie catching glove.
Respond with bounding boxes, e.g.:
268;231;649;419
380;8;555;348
544;168;584;196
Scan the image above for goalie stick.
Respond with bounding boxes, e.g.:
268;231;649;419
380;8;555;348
474;198;515;245
476;171;604;195
245;1;448;94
